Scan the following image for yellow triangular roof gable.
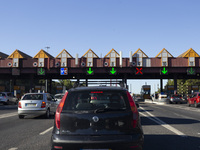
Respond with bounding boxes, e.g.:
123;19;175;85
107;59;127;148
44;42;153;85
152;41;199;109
132;48;148;57
0;52;9;59
104;48;120;58
8;49;32;58
33;49;54;58
155;48;173;57
178;48;199;57
56;49;73;58
82;49;99;58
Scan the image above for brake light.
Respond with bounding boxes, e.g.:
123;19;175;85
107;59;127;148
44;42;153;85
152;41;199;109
54;146;63;149
180;97;182;99
41;101;46;108
91;91;103;93
18;101;21;108
171;97;173;99
55;92;68;129
126;91;138;128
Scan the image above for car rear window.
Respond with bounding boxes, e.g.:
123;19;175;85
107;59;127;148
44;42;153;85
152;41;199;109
172;95;181;98
22;94;43;100
0;93;6;96
63;90;128;111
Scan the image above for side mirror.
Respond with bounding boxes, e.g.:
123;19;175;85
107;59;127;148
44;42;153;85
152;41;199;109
136;103;139;108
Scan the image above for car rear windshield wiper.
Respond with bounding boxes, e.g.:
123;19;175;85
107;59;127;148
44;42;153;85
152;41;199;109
94;107;126;113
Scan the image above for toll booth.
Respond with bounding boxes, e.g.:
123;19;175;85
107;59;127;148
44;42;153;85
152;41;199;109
82;49;99;67
178;48;199;67
8;49;32;68
132;48;150;67
155;48;173;67
165;85;174;95
33;49;54;68
104;49;120;67
56;49;73;67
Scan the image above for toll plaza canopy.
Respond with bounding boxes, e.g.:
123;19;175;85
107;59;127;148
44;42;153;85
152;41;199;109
0;48;199;80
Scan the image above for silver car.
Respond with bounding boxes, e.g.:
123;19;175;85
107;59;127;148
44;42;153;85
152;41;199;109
0;92;18;105
18;93;57;119
54;93;65;104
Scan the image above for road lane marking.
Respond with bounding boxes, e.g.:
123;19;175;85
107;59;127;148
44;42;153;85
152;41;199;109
140;107;187;137
0;112;18;119
39;126;53;135
8;148;18;150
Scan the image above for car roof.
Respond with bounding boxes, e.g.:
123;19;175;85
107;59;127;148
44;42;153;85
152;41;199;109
23;93;50;95
69;86;127;92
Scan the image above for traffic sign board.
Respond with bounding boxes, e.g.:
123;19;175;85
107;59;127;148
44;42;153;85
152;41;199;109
187;68;196;75
60;68;68;75
86;68;94;75
160;67;168;75
135;68;143;75
37;68;45;75
109;68;117;75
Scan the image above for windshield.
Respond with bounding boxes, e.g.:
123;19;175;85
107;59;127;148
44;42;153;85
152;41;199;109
54;94;64;99
22;94;43;100
62;90;128;111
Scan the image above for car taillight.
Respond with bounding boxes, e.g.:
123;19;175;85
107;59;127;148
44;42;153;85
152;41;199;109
180;97;182;99
18;101;22;108
55;92;68;129
171;97;173;99
41;101;46;108
126;91;138;128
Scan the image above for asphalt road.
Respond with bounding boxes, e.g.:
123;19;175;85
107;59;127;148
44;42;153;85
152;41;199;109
0;102;200;150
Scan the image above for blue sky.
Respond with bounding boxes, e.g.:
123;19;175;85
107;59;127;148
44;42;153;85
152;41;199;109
1;0;200;93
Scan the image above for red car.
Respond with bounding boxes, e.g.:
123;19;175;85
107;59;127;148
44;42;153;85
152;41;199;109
188;92;200;108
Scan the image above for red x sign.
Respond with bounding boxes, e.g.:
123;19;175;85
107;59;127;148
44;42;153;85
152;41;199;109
136;68;143;75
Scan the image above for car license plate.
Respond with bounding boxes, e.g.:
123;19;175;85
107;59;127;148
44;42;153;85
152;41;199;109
25;103;36;107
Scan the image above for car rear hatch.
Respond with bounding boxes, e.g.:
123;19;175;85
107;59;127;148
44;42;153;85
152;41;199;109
58;90;138;135
20;94;44;109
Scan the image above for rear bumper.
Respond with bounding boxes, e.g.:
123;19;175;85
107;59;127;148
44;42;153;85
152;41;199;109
170;99;183;103
18;110;46;116
51;134;144;150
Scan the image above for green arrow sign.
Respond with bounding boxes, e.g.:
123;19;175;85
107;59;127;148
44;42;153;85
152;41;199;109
188;67;194;74
87;68;93;75
161;67;168;74
110;68;116;74
38;68;45;75
187;68;196;75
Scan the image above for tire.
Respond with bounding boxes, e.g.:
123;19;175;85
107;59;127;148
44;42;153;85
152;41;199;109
19;115;24;119
4;100;9;105
194;101;198;108
45;108;50;119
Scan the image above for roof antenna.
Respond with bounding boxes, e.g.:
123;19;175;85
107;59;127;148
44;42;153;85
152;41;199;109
45;46;50;52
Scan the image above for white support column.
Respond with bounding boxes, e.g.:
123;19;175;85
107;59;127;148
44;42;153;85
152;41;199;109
75;54;78;66
129;51;132;63
120;51;122;67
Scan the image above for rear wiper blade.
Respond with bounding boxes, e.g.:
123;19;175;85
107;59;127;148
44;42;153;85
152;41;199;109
94;107;126;113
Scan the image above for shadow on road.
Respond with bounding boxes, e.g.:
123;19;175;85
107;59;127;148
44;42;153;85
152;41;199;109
143;134;200;150
140;115;200;126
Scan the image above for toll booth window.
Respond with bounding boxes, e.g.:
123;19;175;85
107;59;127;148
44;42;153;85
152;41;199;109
38;58;44;67
162;62;167;66
189;62;194;66
13;58;19;67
